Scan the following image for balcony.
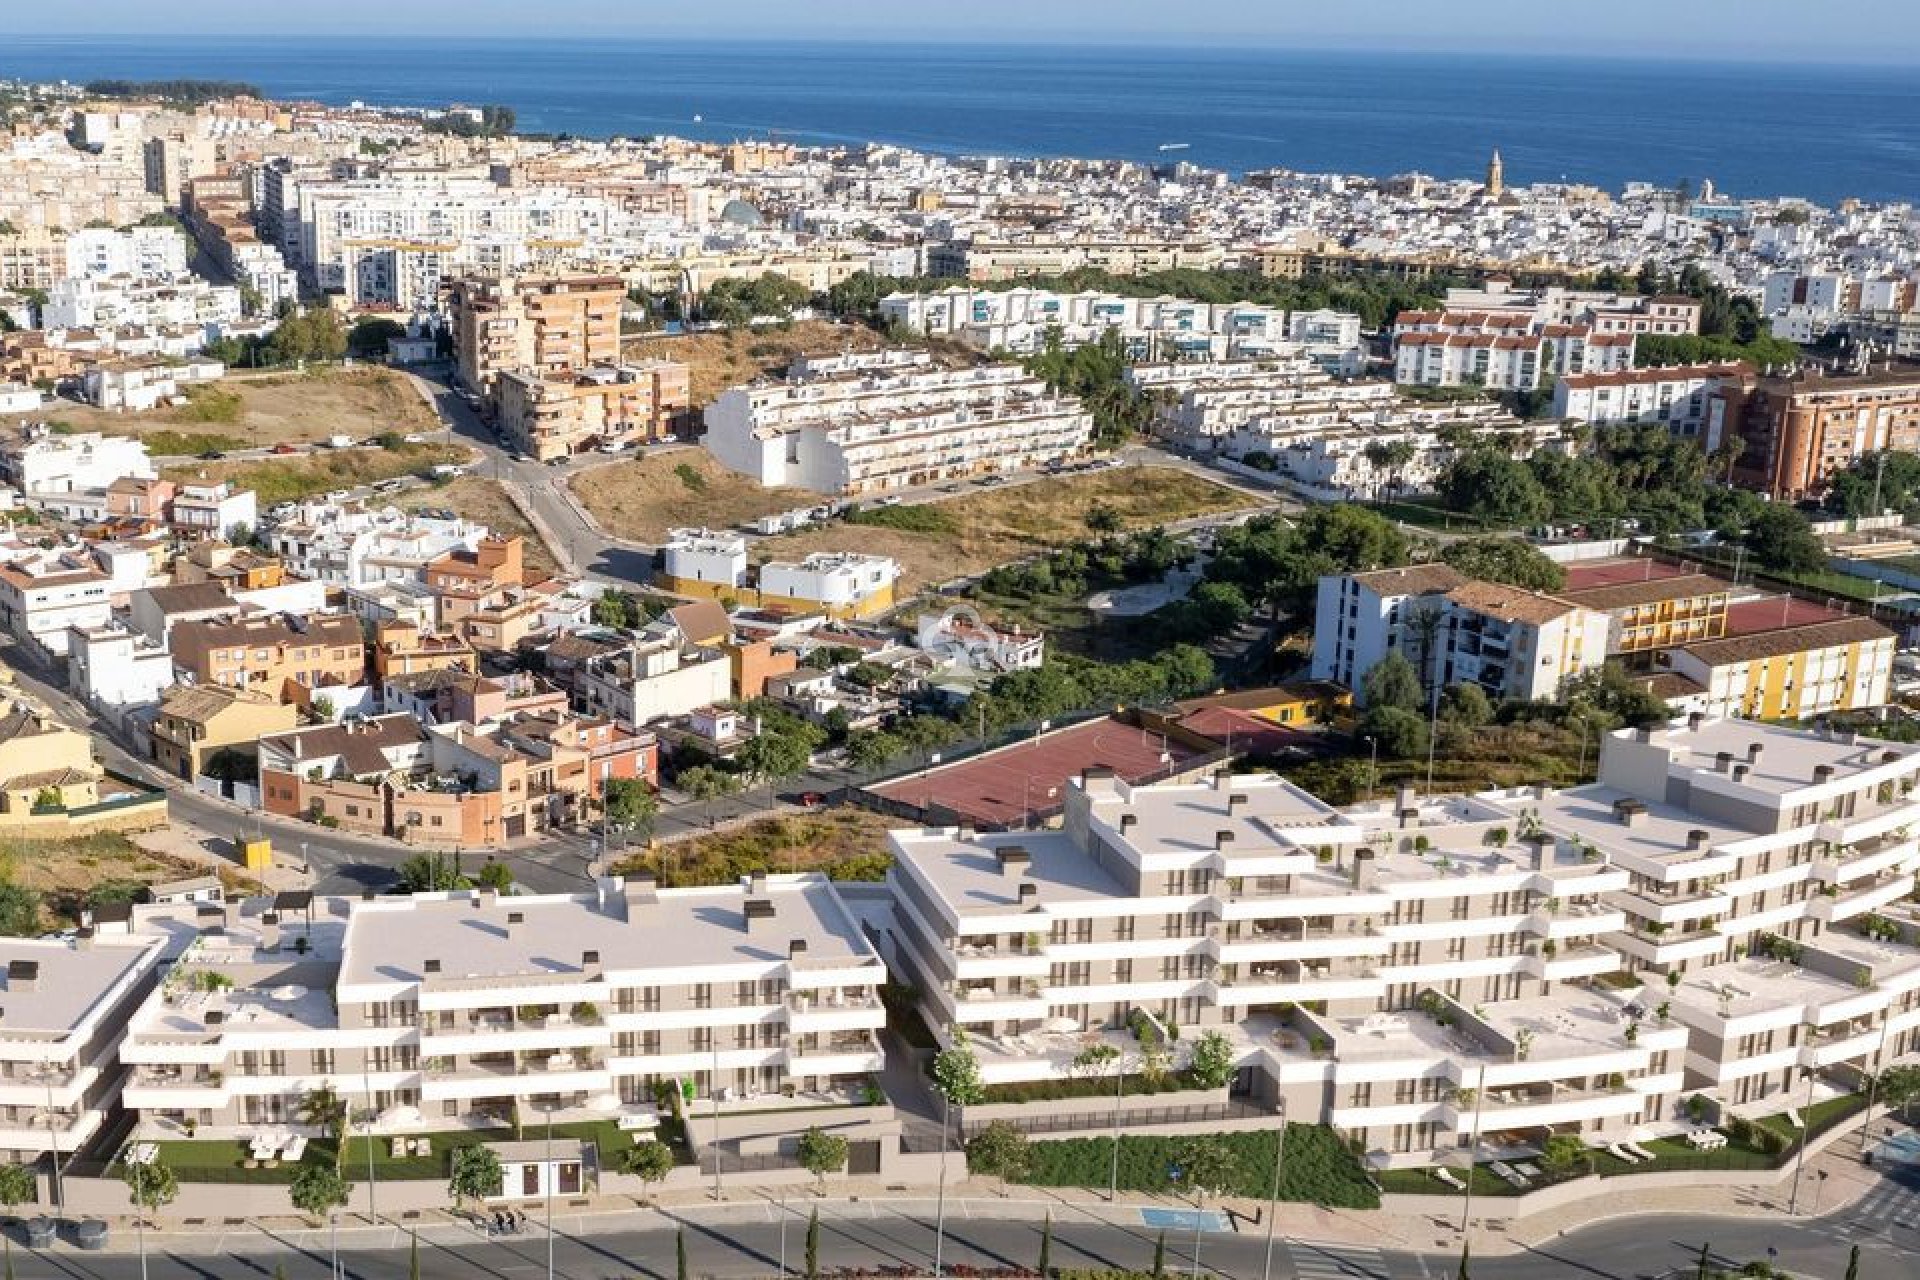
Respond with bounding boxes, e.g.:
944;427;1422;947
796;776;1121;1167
1810;873;1915;924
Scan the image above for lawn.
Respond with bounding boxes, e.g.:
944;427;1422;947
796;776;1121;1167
623;320;893;407
1366;499;1515;534
158;1119;669;1185
1016;1125;1378;1209
165;440;471;505
570;450;821;543
49;367;439;448
0;832;258;931
753;467;1255;593
612;808;899;886
395;476;559;579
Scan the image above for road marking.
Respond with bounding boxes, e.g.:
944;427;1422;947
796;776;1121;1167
1288;1239;1393;1280
1139;1207;1232;1233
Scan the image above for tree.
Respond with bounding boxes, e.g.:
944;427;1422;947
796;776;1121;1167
676;1225;689;1280
1037;1211;1053;1278
1361;650;1423;712
1540;1133;1587;1172
965;1120;1031;1183
1438;682;1494;732
678;764;741;828
1170;1136;1240;1197
931;1038;986;1107
1742;504;1827;575
298;1084;349;1159
447;1144;502;1210
1085;502;1122;534
1437;449;1550;527
1362;707;1429;760
619;1139;674;1187
795;1126;848;1193
1186;1029;1236;1090
1439;537;1566;591
844;729;903;773
347;316;406;357
738;730;814;808
0;1159;34;1277
474;859;514;893
805;1206;820;1280
396;852;470;893
602;777;659;841
1878;1063;1920;1119
0;881;42;936
288;1162;352;1221
124;1157;178;1276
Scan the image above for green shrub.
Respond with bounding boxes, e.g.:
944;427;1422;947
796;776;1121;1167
846;503;958;535
1018;1124;1377;1209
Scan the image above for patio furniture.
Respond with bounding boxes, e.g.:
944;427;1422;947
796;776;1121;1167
391;1137;406;1158
1434;1167;1466;1190
1515;1162;1542;1180
412;1138;431;1156
1625;1142;1658;1162
281;1135;307;1162
1607;1143;1642;1165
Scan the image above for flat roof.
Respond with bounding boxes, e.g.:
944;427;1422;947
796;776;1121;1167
0;937;157;1038
339;877;879;988
1084;774;1349;856
891;829;1130;917
1632;718;1920;796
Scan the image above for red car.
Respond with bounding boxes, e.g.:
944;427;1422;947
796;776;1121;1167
271;442;299;455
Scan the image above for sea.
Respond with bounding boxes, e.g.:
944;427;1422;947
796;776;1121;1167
3;36;1918;205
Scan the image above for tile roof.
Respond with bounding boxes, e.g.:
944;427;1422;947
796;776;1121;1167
1347;564;1470;597
1678;616;1894;666
1444;580;1579;626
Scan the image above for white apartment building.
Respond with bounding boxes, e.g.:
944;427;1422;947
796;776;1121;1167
878;287;1362;368
1240;409;1551;503
884;713;1920;1163
1126;360;1399;442
759;553;898;613
660;528;749;588
1553;363;1749;440
1763;269;1853;321
43;276;244;340
169;479;258;540
0;935;167;1165
267;505;492;588
577;639;733;728
0;553;114;655
702;350;1093;496
63;226;190;283
1393;322;1637;392
1312;565;1609;705
82;356;226;413
1438;285;1703;337
0;426;155;496
67;623;176;710
115;876;887;1139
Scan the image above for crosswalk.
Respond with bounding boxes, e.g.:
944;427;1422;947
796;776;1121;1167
1845;1178;1920;1232
1287;1239;1394;1279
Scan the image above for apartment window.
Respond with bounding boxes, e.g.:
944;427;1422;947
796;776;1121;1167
736;981;757;1005
1113;960;1133;984
1114;918;1135;942
690;1027;713;1052
310;1050;335;1074
691;983;712;1009
1160;957;1180;981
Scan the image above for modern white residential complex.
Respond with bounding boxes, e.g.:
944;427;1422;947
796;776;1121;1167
0;425;155;497
116;875;888;1139
701;350;1094;496
1552;363;1750;440
878;286;1363;370
883;714;1920;1165
1393;314;1638;391
0;934;167;1164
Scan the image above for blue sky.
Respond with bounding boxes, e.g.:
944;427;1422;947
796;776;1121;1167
5;0;1918;62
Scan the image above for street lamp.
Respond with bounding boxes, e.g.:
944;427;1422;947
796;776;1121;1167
1106;1049;1131;1201
1456;1062;1489;1239
30;1059;64;1212
1788;1068;1819;1215
1259;1108;1289;1280
1861;1017;1892;1157
933;1087;951;1279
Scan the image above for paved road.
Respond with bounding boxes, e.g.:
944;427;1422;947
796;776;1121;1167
9;1189;1914;1279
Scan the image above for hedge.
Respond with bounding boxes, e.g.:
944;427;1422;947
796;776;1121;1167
976;1070;1212;1105
1017;1125;1378;1209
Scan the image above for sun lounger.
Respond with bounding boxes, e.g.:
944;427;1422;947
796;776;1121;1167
1625;1142;1658;1162
1607;1143;1641;1165
1434;1167;1466;1190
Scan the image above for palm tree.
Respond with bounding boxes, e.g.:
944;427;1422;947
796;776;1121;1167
299;1084;349;1164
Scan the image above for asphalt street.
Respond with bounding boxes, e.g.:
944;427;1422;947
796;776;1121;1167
7;1185;1916;1280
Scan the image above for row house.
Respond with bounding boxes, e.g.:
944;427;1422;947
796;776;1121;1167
169;613;365;698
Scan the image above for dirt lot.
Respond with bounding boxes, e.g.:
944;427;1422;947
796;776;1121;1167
623;320;890;407
570;449;821;543
395;476;560;580
164;441;472;506
751;466;1254;592
610;807;897;886
48;367;440;450
0;832;259;929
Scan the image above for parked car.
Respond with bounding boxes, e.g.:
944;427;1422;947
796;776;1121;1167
197;449;225;460
271;442;299;455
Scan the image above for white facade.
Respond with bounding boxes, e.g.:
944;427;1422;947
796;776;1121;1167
169;480;258;539
0;554;114;655
0;426;155;495
578;641;734;728
62;226;189;283
267;504;492;588
82;357;225;412
759;553;897;610
660;528;749;588
44;276;244;339
702;350;1093;496
1553;364;1747;440
68;623;175;709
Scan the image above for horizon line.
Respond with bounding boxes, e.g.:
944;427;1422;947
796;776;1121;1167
3;31;1919;69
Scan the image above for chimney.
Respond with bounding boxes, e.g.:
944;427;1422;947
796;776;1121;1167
1687;711;1705;732
1351;847;1377;889
743;897;776;933
1746;742;1764;765
788;938;808;961
1215;830;1234;852
5;960;38;993
1525;833;1552;870
582;949;600;971
995;846;1031;877
1812;764;1835;785
623;876;657;916
1733;764;1749;783
1017;881;1038;905
506;910;524;937
750;872;769;898
1227;792;1249;812
478;888;500;909
1119;813;1138;834
261;911;281;951
1612;798;1646;828
1715;751;1734;774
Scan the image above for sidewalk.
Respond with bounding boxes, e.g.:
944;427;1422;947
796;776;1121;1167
39;1141;1892;1261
